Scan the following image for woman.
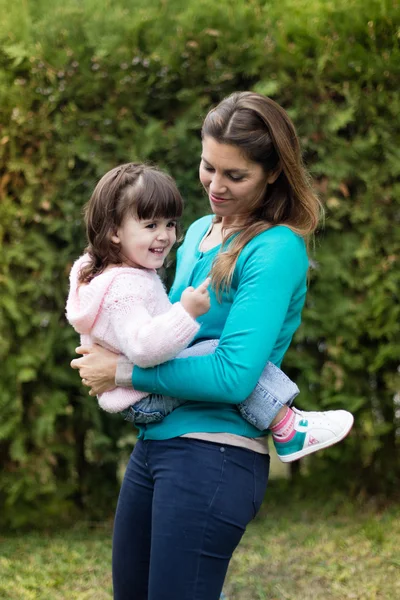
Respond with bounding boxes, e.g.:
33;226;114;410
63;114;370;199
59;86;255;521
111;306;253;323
71;92;351;599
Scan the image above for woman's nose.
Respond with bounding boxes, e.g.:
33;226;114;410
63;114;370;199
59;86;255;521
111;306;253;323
209;173;227;195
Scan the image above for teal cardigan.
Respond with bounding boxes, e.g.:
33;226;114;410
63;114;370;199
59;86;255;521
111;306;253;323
132;215;309;440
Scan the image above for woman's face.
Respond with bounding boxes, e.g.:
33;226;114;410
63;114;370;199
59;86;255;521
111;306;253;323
199;136;269;224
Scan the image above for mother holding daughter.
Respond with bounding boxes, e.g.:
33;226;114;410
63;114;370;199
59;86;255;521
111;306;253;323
70;92;353;600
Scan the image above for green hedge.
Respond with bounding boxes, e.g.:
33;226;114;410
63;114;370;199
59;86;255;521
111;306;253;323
0;0;399;528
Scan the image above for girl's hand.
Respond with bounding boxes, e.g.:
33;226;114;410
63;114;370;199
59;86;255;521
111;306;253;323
70;344;119;396
180;278;211;319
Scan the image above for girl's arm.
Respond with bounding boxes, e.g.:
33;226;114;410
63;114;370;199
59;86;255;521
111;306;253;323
131;229;308;403
107;274;199;368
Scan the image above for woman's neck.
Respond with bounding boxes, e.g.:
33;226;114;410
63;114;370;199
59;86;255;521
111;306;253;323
199;218;240;252
220;217;237;230
220;214;249;230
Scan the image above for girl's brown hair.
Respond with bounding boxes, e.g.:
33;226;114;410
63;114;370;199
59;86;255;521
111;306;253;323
79;163;183;283
201;91;323;295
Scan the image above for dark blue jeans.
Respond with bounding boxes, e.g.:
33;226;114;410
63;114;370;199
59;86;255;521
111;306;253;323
112;437;270;600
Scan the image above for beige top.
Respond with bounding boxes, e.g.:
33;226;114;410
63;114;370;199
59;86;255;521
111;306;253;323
181;432;269;454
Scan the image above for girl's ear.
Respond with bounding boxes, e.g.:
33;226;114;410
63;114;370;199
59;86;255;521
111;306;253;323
111;232;120;244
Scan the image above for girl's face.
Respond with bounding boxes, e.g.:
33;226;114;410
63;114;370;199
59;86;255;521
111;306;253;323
111;216;177;270
199;136;271;225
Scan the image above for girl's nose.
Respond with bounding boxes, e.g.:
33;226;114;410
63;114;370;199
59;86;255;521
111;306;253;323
157;228;168;240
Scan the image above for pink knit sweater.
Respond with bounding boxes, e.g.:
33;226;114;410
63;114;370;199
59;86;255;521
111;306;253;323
66;254;199;413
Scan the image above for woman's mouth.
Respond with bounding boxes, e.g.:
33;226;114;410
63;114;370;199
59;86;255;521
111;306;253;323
210;193;229;205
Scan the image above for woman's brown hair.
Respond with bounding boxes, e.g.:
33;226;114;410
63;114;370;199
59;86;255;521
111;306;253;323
201;92;323;295
79;163;183;283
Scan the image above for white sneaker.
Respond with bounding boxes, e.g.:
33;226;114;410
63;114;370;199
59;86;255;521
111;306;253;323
273;408;354;463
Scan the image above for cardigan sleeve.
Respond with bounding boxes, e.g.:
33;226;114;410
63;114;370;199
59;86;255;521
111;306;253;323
131;229;308;403
107;274;199;368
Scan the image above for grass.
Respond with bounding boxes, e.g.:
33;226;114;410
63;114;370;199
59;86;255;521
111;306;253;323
223;496;400;599
1;455;400;600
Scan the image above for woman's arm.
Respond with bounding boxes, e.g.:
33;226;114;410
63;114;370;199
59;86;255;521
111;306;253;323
132;229;308;403
71;228;307;398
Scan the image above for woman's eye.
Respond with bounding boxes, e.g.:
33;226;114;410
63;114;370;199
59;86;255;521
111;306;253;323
229;175;244;182
203;165;214;172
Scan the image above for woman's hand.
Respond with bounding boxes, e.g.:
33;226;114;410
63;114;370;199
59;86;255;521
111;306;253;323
70;344;119;396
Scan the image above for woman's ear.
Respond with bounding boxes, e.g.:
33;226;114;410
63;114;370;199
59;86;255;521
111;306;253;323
267;164;281;184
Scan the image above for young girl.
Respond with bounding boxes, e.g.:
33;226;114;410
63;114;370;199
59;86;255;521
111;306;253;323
67;161;352;463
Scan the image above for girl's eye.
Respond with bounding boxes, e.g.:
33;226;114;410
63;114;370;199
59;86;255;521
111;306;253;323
145;223;156;229
167;221;177;228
